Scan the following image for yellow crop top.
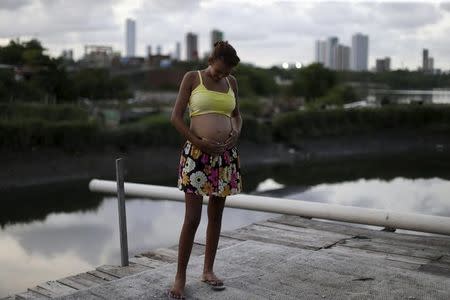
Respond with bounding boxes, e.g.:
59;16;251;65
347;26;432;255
188;70;236;117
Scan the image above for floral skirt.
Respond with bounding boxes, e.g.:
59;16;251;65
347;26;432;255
177;139;243;197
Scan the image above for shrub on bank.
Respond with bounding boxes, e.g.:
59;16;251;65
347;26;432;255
2;103;450;151
0;103;89;122
0;103;97;151
272;104;450;143
0;119;99;150
108;113;184;147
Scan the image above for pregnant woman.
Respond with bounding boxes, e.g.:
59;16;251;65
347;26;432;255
168;41;242;299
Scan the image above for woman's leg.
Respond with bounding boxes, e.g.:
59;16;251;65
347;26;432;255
203;195;226;284
170;192;203;298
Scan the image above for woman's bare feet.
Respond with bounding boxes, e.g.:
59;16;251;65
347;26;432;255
169;276;186;299
201;271;224;287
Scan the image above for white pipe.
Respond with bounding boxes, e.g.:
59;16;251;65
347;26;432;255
88;179;450;236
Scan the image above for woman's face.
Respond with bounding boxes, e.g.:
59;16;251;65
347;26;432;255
209;59;233;81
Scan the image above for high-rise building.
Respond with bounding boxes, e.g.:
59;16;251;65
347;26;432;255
125;18;136;57
186;32;198;61
175;42;181;61
335;45;350;71
211;29;224;51
376;57;391;72
156;45;162;55
351;33;369;71
325;37;338;69
315;38;349;70
428;57;434;71
422;49;429;71
422;49;435;73
61;49;73;61
314;40;326;65
147;45;152;57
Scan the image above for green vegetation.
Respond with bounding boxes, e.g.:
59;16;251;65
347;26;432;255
0;39;131;102
289;63;337;101
306;84;359;110
0;103;89;121
1;38;450;152
103;113;184;147
2;102;449;151
233;63;279;97
272;104;450;143
0;103;98;151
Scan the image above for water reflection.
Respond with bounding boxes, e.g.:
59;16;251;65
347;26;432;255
0;195;277;297
286;177;450;216
1;152;450;297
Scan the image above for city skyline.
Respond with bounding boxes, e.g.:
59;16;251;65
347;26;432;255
1;1;450;70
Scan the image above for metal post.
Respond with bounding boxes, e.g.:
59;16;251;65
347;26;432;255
115;158;129;266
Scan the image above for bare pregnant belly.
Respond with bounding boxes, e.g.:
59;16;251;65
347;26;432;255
190;113;232;144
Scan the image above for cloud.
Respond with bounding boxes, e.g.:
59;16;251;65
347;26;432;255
440;2;450;12
375;2;443;30
0;0;119;37
0;0;31;11
0;1;449;69
137;0;202;13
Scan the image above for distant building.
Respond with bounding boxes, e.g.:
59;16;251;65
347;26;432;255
314;40;326;65
156;45;162;55
61;49;73;61
148;54;172;68
315;38;349;70
422;49;429;71
121;56;145;67
428;57;434;71
175;42;181;61
422;49;434;73
147;45;152;57
376;57;391;72
351;33;369;71
335;45;350;71
211;29;224;51
125;18;136;57
325;37;338;69
186;32;199;61
81;45;120;68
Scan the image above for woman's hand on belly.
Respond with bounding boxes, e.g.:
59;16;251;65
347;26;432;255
223;129;239;150
198;138;226;156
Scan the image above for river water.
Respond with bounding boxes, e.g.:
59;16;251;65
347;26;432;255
1;152;450;297
368;88;450;104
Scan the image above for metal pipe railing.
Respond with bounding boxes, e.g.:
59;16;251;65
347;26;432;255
89;178;450;236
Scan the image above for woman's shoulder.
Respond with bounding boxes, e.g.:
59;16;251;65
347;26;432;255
227;75;238;91
227;74;237;83
181;70;198;87
183;70;198;78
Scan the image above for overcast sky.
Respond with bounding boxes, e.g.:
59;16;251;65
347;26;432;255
0;0;449;70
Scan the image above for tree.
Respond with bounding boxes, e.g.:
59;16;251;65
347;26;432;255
290;63;337;102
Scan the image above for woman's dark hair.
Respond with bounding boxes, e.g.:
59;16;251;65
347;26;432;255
208;40;240;67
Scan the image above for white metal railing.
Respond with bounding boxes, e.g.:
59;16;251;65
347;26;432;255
89;178;450;237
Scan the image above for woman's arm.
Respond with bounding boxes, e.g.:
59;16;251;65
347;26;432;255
223;75;242;150
170;71;203;146
229;75;242;136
